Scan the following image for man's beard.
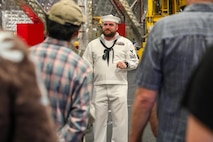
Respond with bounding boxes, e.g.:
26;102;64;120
103;30;116;38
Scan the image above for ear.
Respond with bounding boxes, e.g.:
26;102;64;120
116;24;119;31
69;31;79;42
73;31;79;37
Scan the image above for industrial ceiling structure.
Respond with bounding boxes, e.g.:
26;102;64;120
0;0;145;44
0;0;187;60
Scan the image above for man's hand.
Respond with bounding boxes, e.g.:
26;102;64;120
116;61;127;69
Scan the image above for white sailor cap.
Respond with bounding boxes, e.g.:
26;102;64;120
101;14;120;23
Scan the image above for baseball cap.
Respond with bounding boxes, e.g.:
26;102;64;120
101;14;120;23
47;0;86;26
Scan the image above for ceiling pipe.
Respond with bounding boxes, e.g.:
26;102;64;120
130;0;138;9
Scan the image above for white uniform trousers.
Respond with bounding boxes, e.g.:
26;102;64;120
93;84;128;142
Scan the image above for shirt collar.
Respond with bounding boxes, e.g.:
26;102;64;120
44;37;70;47
100;32;120;43
184;3;213;12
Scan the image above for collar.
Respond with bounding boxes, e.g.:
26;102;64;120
99;32;120;44
44;37;70;47
184;3;213;12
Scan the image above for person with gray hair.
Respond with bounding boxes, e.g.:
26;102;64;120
129;0;213;142
30;0;93;142
83;14;139;142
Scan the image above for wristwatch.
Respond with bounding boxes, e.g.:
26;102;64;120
124;61;129;68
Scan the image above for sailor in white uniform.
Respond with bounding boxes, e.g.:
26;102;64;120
83;14;139;142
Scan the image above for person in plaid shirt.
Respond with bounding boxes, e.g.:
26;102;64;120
30;0;93;141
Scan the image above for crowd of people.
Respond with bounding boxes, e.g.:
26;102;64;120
1;0;213;142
